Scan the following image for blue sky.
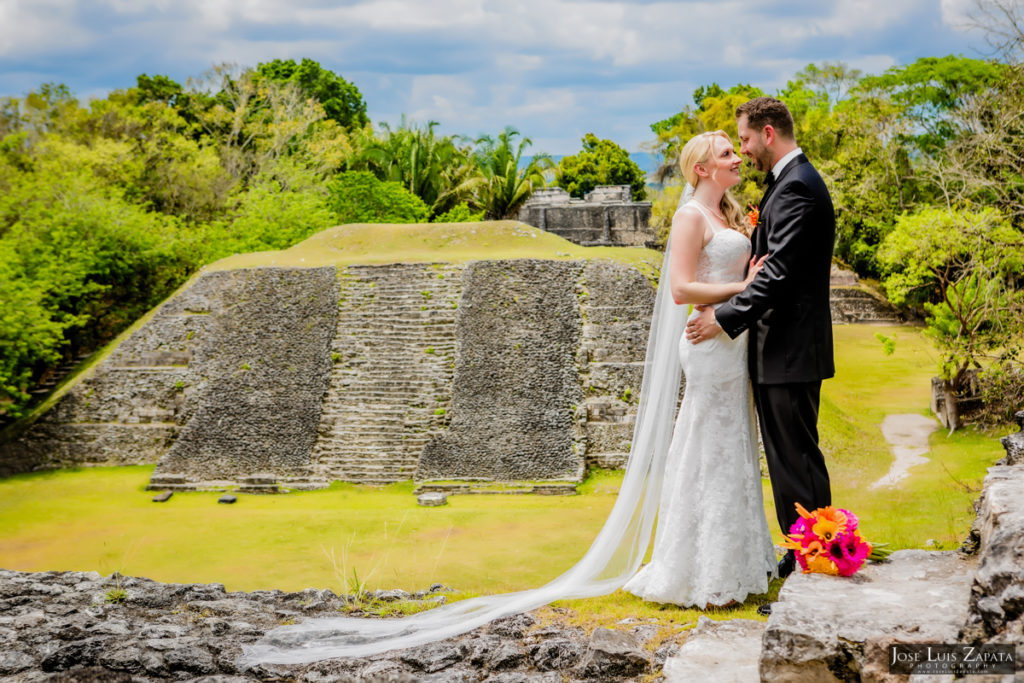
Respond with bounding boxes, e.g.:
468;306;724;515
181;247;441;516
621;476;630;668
0;0;992;154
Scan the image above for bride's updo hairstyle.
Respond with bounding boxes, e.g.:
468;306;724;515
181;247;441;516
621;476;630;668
678;131;750;236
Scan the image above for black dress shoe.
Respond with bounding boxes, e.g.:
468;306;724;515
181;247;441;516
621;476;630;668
777;551;796;578
756;603;772;616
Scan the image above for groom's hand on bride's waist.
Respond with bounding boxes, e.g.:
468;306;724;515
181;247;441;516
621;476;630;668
685;304;722;344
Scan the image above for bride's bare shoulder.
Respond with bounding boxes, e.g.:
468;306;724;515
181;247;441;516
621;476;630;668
670;203;705;239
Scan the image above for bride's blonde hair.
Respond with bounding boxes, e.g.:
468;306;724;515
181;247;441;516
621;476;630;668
678;131;750;236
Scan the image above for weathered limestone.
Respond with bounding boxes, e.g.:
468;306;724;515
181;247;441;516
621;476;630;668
760;550;977;682
577;260;665;469
961;465;1024;649
309;263;462;486
829;288;901;324
0;268;249;477
518;186;655;247
828;265;901;325
662;616;765;683
417;260;586;482
153;268;339;486
0;569;661;681
997;410;1024;466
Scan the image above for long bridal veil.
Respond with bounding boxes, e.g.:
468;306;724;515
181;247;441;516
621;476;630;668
241;192;692;666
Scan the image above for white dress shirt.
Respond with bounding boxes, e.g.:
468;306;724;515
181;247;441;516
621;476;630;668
771;147;803;180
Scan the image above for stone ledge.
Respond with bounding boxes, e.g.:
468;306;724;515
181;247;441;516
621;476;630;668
414;481;578;495
761;550;976;682
962;464;1024;645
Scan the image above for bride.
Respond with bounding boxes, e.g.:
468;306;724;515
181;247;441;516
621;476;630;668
242;130;776;666
622;129;776;607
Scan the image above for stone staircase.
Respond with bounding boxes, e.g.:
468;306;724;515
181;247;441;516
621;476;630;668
308;263;463;485
577;261;659;469
830;286;902;324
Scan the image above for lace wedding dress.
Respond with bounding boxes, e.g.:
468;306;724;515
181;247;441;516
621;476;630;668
623;200;777;607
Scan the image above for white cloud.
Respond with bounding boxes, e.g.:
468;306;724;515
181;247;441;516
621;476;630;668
0;0;91;57
0;0;984;152
940;0;976;27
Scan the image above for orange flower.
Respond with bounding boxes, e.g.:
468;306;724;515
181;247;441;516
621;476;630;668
799;540;840;575
746;204;759;228
812;507;849;539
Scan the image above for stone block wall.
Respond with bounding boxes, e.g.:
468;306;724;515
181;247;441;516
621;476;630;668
0;270;235;477
152;268;339;485
0;258;659;488
576;260;663;468
417;260;587;482
517;186;655;247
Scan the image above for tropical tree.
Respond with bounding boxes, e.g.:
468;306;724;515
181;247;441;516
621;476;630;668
254;58;368;131
354;119;480;218
556;133;646;201
326;171;431;224
473;127;549;219
877;207;1024;428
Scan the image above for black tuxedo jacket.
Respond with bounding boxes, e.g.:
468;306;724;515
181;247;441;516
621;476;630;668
715;154;836;385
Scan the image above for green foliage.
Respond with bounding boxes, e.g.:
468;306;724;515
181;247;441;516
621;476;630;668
134;74;185;106
354;119;479;218
556;133;646;201
327;171;431;224
877;207;1024;425
433;202;484;223
859;56;1006;152
0;155;187;417
875;333;897;356
255;58;369;131
647;82;765;214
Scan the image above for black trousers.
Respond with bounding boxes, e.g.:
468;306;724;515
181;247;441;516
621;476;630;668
753;381;832;535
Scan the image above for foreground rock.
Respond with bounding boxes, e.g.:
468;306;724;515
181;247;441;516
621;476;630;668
0;569;666;682
961;465;1024;652
760;550;977;682
662;616;764;682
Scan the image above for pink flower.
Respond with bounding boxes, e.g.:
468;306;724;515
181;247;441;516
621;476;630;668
829;531;872;577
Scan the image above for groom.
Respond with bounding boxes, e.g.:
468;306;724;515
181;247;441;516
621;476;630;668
685;96;835;578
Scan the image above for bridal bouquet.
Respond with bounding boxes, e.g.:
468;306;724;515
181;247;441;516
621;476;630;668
781;503;875;576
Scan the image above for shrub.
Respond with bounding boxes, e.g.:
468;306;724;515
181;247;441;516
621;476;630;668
327;171;430;224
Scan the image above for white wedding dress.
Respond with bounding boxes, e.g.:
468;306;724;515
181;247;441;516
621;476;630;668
623;200;776;607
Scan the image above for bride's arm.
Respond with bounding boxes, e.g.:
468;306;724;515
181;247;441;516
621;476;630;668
669;208;765;305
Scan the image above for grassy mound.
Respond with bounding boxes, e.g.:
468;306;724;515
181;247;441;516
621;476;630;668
205;220;662;273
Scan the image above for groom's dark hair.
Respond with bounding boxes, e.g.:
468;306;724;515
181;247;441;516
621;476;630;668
736;97;795;140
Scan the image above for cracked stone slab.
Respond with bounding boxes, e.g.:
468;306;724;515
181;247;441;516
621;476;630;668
662;616;764;682
761;549;976;682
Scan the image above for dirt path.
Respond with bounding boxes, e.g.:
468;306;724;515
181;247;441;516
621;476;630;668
870;414;940;489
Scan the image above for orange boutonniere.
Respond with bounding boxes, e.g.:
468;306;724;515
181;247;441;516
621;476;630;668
746;204;759;229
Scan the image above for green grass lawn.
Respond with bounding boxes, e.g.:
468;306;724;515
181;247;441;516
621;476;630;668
0;324;1008;632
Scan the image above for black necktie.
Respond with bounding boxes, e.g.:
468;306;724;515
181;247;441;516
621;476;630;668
765;170;775;188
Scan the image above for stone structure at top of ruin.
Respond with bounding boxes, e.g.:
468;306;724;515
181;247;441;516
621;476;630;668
517;185;655;247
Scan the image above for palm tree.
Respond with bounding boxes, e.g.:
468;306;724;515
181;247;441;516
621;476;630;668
474;127;550;219
354;118;481;218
